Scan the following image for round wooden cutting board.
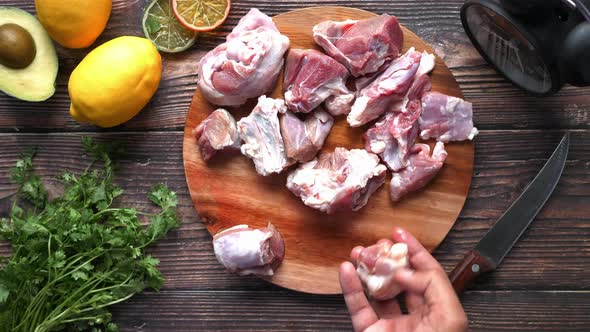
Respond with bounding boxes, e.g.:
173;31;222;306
183;6;474;294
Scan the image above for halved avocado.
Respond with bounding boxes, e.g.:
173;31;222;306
0;7;58;102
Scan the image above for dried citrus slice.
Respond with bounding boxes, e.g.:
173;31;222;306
143;0;197;53
172;0;231;32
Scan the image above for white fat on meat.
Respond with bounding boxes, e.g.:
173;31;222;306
364;112;407;171
363;99;423;172
347;48;422;127
390;142;448;202
356;241;410;300
400;51;435;113
213;223;285;277
283;49;355;115
313;15;403;77
193;109;241;161
363;52;435;171
198;9;290;106
419;92;479;143
286;148;387;214
416;51;436;77
238;96;290;176
280;109;334;163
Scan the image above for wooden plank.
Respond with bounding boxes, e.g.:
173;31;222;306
109;290;590;331
0;130;588;291
1;1;589;132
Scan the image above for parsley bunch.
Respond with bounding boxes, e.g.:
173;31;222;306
0;138;180;332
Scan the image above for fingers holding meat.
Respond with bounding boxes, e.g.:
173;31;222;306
353;240;410;300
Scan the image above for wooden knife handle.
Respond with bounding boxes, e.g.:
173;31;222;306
448;250;495;294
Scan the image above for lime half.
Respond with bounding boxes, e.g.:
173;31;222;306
143;0;198;53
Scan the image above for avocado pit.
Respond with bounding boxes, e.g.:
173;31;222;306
0;23;37;69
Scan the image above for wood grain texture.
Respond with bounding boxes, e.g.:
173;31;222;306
1;0;589;330
1;131;588;292
108;290;590;331
183;6;474;294
0;1;589;132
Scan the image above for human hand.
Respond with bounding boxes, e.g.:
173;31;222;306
339;227;468;332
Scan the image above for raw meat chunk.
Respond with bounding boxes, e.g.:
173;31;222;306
415;52;436;79
238;96;289;176
193;109;241;161
198;9;290;106
324;93;356;116
389;101;421;169
364;112;399;169
280;109;334;163
356;51;434;104
385;53;435;168
390;142;448;202
283;49;354;115
313;14;403;77
400;51;435;112
419;92;479;142
364;52;435;170
286;148;387;214
354;72;381;93
364;102;421;171
213;223;285;277
348;48;422;127
355;241;409;300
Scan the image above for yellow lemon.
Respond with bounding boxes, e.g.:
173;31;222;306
69;36;162;128
35;0;111;48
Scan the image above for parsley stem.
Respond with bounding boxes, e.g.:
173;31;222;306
37;271;111;331
16;252;103;330
2;139;180;331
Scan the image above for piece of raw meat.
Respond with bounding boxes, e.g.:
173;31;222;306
313;14;403;77
363;78;431;171
390;142;448;202
354;51;436;101
364;113;398;169
354;51;436;93
213;223;285;277
385;52;435;167
283;49;355;115
193;109;241;161
390;101;421;168
364;101;422;171
238;96;289;176
280;109;334;163
415;51;436;80
354;72;381;93
363;52;435;170
400;51;435;112
348;48;422;127
355;241;409;300
304;110;334;150
198;9;290;106
286;148;387;214
324;93;356;116
419;92;479;143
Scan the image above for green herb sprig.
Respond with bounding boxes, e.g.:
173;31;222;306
0;137;180;332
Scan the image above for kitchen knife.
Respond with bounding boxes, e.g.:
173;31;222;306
448;133;570;293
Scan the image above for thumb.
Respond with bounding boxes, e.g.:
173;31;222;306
393;268;431;294
394;268;457;303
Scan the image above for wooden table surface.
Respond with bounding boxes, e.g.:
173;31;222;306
0;1;589;331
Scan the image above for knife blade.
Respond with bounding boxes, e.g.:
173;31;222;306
449;133;570;294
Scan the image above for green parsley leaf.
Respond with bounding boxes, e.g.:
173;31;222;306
0;137;180;332
0;285;9;303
